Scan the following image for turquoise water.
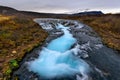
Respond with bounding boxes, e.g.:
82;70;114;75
47;24;76;53
28;24;89;79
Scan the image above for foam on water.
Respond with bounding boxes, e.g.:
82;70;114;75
28;24;90;79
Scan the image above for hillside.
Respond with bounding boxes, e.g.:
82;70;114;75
0;14;48;79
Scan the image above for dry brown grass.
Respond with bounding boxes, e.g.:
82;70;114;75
65;14;120;51
0;15;48;79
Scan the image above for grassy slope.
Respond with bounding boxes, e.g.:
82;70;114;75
0;15;48;79
63;14;120;51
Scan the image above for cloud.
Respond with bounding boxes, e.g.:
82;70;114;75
0;0;120;13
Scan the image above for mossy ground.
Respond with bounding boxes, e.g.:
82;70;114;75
0;15;48;79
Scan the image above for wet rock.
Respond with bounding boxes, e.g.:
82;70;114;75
71;21;120;80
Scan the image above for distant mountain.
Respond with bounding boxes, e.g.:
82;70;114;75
72;11;104;16
0;5;103;17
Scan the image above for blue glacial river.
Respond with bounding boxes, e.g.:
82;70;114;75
28;24;90;79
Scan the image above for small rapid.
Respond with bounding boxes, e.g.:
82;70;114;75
27;24;90;79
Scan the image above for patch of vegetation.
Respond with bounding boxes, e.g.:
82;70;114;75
0;15;48;79
9;59;19;69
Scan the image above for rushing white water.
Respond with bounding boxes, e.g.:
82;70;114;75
28;24;90;79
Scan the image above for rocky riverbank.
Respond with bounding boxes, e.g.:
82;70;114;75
12;18;120;80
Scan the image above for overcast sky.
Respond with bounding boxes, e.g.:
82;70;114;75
0;0;120;13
